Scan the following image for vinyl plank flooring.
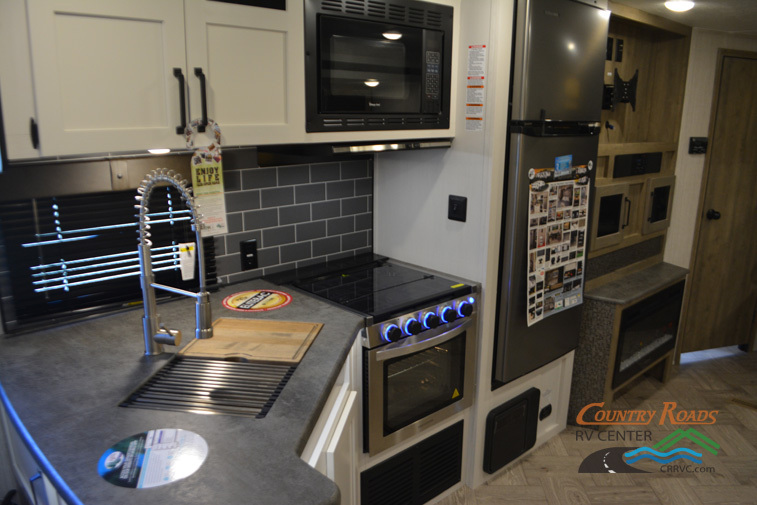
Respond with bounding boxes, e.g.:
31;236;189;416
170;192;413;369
538;476;593;505
648;478;705;505
584;485;660;504
429;348;757;505
691;485;757;505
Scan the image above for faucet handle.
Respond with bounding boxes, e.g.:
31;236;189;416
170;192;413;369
154;326;182;347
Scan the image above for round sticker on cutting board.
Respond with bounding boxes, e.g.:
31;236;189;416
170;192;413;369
222;289;292;312
98;429;208;489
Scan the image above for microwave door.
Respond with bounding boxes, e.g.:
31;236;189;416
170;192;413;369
319;16;423;114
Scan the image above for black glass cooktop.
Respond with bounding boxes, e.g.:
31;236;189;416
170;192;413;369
278;255;471;322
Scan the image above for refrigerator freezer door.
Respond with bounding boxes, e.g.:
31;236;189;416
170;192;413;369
493;133;598;386
511;0;609;121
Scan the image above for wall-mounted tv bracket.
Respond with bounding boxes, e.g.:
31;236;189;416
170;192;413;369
612;69;638;111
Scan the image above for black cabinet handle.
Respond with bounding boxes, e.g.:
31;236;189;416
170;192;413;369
173;68;187;135
706;209;721;220
29;118;39;149
194;68;208;133
622;196;631;229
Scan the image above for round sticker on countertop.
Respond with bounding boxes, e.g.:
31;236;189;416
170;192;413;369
222;289;292;312
98;429;208;489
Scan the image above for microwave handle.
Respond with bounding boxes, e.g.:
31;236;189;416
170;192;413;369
375;319;474;362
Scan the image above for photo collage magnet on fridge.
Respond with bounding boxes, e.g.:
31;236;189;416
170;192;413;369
526;156;591;327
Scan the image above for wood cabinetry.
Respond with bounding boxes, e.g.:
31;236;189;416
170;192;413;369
590;2;691;262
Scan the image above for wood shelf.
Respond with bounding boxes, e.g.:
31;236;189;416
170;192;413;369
597;142;677;157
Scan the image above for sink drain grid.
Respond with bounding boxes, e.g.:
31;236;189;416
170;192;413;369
120;356;295;418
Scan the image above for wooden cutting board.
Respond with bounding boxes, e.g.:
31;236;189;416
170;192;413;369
179;318;323;364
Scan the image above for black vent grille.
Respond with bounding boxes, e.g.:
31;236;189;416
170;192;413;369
320;0;445;28
320;116;443;131
121;356;295;418
361;421;463;505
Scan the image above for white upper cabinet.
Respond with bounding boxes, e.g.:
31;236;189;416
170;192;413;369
184;0;305;146
0;0;41;159
26;0;189;156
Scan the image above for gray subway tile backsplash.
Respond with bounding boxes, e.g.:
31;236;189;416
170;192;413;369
278;165;309;186
227;213;243;233
225;190;260;213
310;162;341;182
312;200;341;220
326;180;354;200
342;231;368;251
244;208;278;230
327;216;354;236
341;160;368;179
261;187;295;208
215;158;373;284
341;196;368;216
295;183;326;204
242;167;277;190
296;221;326;242
263;225;296;247
280;242;312;264
313;237;341;257
279;204;311;225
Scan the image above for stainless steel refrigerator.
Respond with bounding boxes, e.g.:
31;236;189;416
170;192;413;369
493;0;609;387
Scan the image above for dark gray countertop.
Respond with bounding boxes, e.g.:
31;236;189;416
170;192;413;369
0;279;364;505
585;262;689;305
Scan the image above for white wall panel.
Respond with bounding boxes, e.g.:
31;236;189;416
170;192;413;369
664;28;757;268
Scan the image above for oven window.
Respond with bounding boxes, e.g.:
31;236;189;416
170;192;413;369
383;334;466;435
319;16;422;113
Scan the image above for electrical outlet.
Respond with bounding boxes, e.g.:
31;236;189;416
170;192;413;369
448;195;467;222
240;239;258;270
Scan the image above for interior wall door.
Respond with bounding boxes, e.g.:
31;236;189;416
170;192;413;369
681;50;757;353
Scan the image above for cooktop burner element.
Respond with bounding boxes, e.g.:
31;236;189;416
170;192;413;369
291;257;471;322
268;254;473;324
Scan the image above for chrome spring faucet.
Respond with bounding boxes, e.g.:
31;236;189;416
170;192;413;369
135;169;213;356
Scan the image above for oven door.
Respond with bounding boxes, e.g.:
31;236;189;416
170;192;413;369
365;318;477;456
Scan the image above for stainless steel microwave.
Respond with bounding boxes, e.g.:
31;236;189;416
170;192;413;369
304;0;453;132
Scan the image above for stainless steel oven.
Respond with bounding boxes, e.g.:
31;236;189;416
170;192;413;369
362;292;477;456
277;254;479;457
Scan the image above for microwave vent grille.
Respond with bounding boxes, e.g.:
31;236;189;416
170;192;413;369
319;116;442;130
320;0;444;29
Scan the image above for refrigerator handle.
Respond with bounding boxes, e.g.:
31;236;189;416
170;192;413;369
622;196;631;229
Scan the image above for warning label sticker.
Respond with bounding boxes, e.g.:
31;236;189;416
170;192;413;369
222;290;292;312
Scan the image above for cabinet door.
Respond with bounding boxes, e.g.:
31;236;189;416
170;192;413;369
0;0;40;159
26;0;188;156
184;0;305;146
325;390;358;505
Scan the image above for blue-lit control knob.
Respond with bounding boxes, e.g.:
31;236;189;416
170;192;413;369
457;301;473;318
383;324;402;343
404;318;423;336
422;312;440;329
440;306;457;324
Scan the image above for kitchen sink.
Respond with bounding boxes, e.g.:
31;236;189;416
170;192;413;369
120;356;295;418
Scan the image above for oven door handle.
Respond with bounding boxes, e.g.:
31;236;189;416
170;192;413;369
375;319;474;362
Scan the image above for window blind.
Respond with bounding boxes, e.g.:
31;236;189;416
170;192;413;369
0;187;216;332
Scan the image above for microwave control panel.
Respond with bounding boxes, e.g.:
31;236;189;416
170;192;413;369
425;50;441;99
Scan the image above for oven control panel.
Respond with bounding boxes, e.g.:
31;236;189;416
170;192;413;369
363;293;479;349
